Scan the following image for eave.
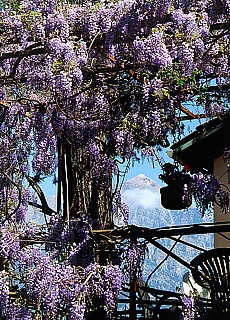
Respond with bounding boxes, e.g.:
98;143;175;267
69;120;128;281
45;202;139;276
170;113;230;173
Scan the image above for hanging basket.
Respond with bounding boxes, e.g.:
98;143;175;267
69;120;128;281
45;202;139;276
160;182;192;210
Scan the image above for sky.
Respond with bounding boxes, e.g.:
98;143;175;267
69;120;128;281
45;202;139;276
118;154;165;184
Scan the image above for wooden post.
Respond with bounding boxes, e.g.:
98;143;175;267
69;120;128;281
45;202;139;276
130;273;137;319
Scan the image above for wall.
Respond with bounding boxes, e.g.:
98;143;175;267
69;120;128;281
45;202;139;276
214;155;230;248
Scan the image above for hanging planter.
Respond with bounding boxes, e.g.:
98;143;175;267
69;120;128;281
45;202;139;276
159;163;192;210
160;181;192;210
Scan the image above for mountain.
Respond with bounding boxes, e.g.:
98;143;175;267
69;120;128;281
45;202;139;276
122;174;161;191
121;174;213;292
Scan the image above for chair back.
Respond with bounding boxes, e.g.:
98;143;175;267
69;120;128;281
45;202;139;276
190;248;230;315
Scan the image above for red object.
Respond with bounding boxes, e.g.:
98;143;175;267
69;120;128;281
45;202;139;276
183;164;190;171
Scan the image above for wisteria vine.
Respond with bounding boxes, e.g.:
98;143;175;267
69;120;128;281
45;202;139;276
0;0;229;318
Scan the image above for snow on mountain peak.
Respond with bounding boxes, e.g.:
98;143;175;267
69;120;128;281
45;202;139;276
122;174;160;191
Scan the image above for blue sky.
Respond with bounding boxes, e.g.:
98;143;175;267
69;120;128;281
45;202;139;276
118;154;165;183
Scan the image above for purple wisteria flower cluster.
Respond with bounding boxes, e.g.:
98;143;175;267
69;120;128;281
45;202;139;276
0;222;123;319
119;240;146;280
181;291;211;320
181;295;196;320
189;172;229;215
46;214;95;267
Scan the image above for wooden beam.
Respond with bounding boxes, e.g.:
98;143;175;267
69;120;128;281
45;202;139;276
114;222;230;240
178;105;196;119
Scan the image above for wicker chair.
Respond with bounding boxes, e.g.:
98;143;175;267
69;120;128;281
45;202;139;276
190;248;230;319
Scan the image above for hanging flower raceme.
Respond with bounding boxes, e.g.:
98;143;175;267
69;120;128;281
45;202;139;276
189;172;229;215
119;238;146;280
0;226;21;260
181;295;196;320
0;271;9;315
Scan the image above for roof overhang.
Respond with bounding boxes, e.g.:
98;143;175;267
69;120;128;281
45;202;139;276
170;114;230;173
